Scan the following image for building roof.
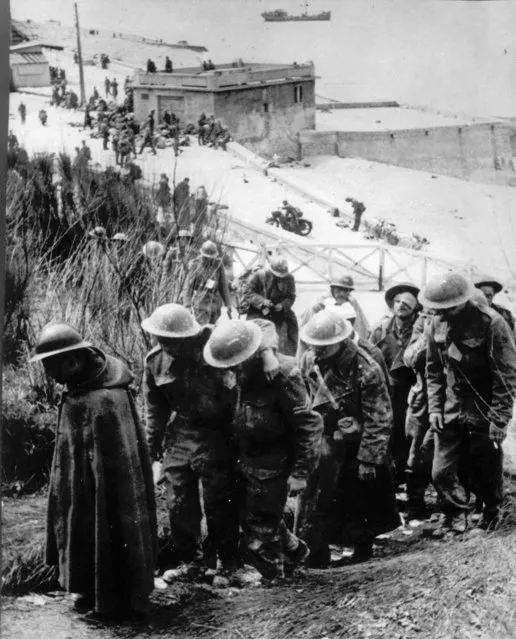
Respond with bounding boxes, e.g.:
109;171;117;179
10;51;48;65
11;22;31;45
10;41;64;52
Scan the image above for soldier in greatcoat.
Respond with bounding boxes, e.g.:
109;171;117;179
30;323;157;617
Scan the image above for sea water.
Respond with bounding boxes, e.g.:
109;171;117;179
11;0;516;117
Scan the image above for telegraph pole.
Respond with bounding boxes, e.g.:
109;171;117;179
74;2;86;106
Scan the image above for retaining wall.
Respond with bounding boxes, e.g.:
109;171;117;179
299;122;515;183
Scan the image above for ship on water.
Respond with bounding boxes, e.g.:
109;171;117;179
262;5;331;22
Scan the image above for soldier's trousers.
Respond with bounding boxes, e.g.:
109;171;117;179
164;461;239;566
390;384;411;486
405;408;434;506
238;465;293;579
432;422;503;518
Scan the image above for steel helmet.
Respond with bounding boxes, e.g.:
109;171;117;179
330;274;354;290
300;309;353;346
203;320;262;368
473;274;503;294
30;323;92;362
141;304;202;338
385;282;420;309
112;232;129;242
269;257;289;278
88;226;107;239
418;272;473;310
200;240;219;259
142;241;165;260
178;229;193;239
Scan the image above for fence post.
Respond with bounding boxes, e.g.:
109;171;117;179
378;248;385;291
422;257;428;288
328;248;334;284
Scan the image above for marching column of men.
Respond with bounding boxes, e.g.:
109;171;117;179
30;268;516;617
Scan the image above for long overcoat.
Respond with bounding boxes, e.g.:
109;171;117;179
46;353;157;614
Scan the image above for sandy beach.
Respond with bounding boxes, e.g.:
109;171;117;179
9;18;516;320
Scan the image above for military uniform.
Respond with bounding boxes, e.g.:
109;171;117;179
183;255;231;325
299;341;399;567
402;313;440;515
246;269;298;356
143;329;239;569
427;302;516;523
492;302;515;334
233;354;323;579
370;314;419;484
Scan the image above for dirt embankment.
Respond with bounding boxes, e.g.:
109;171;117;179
3;492;516;639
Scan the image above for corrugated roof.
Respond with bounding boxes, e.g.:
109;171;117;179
10;52;48;65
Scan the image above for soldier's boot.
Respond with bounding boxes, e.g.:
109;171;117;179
405;473;432;521
305;544;331;569
245;539;285;581
212;559;252;589
162;558;206;583
284;538;310;577
425;512;468;539
473;509;500;534
332;540;373;567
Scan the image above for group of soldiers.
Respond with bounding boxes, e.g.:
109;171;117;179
197;113;231;149
29;256;516;618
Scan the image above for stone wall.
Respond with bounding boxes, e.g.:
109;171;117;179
299;122;515;183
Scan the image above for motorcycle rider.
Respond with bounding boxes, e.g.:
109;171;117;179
281;200;302;230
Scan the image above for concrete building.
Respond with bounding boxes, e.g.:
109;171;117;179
10;42;50;90
131;61;316;155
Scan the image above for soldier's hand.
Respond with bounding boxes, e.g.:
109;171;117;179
274;303;283;312
358;462;376;481
261;348;280;382
489;423;506;446
429;413;444;433
288;476;307;495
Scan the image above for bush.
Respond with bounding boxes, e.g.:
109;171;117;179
3;146;230;490
1;366;57;494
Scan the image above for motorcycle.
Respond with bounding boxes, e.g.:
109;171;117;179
266;208;313;236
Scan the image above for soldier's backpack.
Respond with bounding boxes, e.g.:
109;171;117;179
234;265;265;316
